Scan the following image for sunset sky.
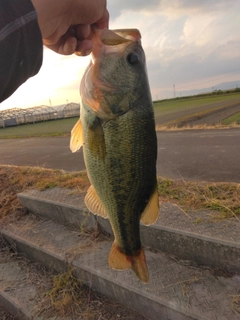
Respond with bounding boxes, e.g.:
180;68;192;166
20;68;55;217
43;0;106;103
1;0;240;110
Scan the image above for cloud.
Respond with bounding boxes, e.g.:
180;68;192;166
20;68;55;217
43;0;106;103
108;0;161;20
2;0;240;110
107;0;238;21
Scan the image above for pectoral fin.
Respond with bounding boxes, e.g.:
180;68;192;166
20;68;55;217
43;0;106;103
141;186;159;226
108;241;149;283
84;185;108;219
70;119;84;153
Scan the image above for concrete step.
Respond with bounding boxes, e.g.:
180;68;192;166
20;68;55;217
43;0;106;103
0;237;56;320
1;197;240;320
18;187;240;274
0;231;146;320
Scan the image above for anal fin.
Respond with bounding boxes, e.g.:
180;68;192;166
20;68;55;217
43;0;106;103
84;185;108;219
141;185;159;226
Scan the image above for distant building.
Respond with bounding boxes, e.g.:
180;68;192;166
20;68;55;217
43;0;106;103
0;103;80;128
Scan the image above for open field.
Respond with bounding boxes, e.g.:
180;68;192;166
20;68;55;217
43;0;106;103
0;117;78;139
154;92;240;115
223;112;240;125
0;92;239;139
154;92;240;126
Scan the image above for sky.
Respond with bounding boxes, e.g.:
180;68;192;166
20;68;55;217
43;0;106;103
1;0;240;111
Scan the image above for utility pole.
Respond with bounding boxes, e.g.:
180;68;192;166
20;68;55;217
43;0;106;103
173;84;176;98
49;99;52;106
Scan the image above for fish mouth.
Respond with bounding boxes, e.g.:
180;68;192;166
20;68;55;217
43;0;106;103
91;28;141;61
101;28;141;44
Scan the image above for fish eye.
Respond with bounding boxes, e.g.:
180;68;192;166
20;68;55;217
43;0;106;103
127;53;139;65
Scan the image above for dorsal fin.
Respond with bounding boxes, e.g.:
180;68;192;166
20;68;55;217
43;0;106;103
84;185;108;219
141;186;159;226
70;119;83;153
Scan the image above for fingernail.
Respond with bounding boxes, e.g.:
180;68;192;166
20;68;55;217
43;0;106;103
75;49;92;56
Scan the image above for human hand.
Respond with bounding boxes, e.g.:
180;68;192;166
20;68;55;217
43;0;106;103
31;0;109;56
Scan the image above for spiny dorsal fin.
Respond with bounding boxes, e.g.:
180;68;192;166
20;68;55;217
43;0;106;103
141;186;159;226
70;119;83;153
84;185;108;218
108;241;149;283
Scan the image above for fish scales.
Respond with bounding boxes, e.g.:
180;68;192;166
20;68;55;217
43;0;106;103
82;96;157;255
70;28;159;282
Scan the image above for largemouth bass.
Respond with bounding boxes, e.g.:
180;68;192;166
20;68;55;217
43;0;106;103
70;28;159;283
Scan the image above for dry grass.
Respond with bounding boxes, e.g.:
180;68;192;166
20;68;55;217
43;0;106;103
0;164;239;318
156;122;240;131
0;166;147;319
38;267;91;319
0;242;145;320
36;265;146;319
231;294;240;314
0;165;89;221
1;164;239;224
157;177;240;219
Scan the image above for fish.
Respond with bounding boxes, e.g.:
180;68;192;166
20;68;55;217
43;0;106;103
70;28;159;283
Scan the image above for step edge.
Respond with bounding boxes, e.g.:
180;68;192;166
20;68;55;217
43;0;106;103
1;228;202;320
0;287;32;320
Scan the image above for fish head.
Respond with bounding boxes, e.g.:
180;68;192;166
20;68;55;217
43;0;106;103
80;28;149;120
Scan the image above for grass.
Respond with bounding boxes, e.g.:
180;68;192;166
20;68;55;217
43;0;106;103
156;122;240;131
38;268;91;319
0;164;239;317
153;92;240;117
222;112;240;125
0;165;239;223
157;177;240;219
1;92;240;139
0;165;147;319
0;165;89;220
0;117;78;139
0;245;145;320
38;267;93;319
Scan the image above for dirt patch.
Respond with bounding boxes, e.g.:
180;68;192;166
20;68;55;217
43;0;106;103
187;104;240;126
159;103;240;128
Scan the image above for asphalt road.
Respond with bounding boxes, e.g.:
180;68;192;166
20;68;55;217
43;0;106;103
0;128;239;183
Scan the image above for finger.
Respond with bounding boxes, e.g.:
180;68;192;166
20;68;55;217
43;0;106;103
75;39;93;56
94;9;109;29
44;37;77;55
74;24;91;40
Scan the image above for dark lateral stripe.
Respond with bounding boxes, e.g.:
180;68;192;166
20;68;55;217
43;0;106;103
0;11;37;41
117;209;142;255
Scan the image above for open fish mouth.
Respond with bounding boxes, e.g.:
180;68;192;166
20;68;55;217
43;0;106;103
101;28;141;44
91;28;142;60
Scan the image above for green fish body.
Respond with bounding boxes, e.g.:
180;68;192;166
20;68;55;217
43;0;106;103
71;29;159;282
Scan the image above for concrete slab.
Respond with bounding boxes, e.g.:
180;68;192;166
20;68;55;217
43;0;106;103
1;213;240;320
18;187;240;273
0;249;46;320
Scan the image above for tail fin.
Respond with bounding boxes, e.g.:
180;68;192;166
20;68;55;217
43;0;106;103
108;241;149;283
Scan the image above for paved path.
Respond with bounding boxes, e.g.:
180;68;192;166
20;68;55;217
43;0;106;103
0;128;239;183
